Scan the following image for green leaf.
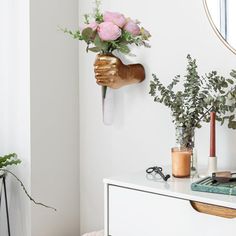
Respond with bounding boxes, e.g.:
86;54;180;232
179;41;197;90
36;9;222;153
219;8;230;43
88;47;101;53
118;44;130;54
0;160;21;168
229;121;236;129
83;14;90;24
227;78;234;84
229;115;235;121
93;34;109;51
82;28;95;42
230;70;236;78
94;35;103;47
0;153;21;169
229;106;235;112
0;153;17;164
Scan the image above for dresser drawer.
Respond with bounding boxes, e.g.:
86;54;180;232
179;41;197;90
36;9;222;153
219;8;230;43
107;185;236;236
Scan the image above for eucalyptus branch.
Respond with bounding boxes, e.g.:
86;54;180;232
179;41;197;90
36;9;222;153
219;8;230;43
150;54;236;136
1;169;57;211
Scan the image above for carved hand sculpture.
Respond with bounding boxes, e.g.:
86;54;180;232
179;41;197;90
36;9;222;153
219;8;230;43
94;54;145;89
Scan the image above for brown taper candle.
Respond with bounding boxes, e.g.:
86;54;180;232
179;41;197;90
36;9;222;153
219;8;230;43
210;112;216;157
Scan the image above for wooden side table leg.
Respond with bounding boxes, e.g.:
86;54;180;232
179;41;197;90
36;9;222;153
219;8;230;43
3;176;11;236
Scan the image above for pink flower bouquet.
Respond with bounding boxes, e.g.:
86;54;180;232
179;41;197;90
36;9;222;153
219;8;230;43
64;0;151;55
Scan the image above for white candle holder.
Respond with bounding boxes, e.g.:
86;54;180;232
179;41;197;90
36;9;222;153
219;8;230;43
207;156;217;176
198;156;218;178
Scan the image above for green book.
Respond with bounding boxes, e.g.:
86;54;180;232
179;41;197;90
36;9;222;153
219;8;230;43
191;177;236;196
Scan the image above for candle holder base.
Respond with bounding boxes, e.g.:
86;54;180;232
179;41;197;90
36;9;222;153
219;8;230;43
198;157;217;178
208;156;217;176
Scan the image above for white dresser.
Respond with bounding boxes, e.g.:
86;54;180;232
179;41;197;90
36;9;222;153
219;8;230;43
104;171;236;236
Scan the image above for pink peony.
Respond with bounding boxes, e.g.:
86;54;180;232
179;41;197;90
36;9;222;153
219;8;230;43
103;11;126;28
82;22;98;31
97;22;122;41
124;20;141;36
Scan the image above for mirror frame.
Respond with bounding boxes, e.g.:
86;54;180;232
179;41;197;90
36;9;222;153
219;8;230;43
203;0;236;55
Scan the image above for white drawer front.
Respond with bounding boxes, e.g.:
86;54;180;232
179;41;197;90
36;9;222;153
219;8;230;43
108;185;236;236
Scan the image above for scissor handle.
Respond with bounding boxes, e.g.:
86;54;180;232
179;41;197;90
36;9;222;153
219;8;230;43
146;166;162;174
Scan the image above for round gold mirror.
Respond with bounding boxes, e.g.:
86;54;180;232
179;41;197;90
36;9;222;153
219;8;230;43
203;0;236;54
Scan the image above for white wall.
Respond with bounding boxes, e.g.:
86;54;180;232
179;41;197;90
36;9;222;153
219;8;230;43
1;1;80;235
79;0;236;233
0;1;31;235
30;0;80;235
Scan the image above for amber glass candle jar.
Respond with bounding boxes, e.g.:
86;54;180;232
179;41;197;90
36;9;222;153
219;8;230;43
171;147;192;178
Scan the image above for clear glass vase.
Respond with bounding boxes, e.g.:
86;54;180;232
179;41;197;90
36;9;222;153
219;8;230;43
175;126;195;149
172;126;198;177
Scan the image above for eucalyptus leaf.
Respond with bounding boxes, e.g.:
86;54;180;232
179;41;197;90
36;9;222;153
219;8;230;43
229;121;236;129
227;78;234;84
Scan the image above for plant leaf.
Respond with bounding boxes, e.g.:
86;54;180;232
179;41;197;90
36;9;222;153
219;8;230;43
88;47;101;53
82;28;95;42
93;34;108;51
118;44;130;54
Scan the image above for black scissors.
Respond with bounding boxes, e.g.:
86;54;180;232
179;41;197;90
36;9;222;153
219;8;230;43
146;166;170;182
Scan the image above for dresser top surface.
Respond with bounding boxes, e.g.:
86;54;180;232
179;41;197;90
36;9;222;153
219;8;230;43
104;170;236;209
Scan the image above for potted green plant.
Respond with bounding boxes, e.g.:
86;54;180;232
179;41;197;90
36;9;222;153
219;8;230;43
149;55;236;177
0;153;56;210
